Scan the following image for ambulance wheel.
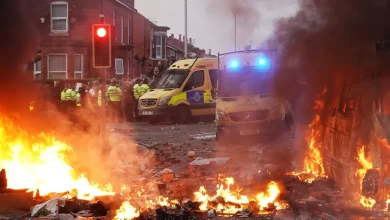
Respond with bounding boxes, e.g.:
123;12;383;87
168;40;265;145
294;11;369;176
175;105;191;124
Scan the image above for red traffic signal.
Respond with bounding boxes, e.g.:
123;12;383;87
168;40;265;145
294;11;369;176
97;27;107;38
92;24;112;68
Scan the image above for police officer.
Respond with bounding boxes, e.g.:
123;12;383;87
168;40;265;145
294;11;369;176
132;78;142;121
140;78;150;96
133;78;142;99
106;78;122;122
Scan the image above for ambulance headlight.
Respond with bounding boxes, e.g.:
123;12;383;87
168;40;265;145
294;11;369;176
159;96;171;106
216;109;229;121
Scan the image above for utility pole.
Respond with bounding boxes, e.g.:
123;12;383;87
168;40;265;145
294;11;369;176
184;0;188;58
234;13;237;51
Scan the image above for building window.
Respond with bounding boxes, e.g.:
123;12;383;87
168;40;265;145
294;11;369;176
34;60;42;80
127;19;130;45
115;59;124;75
121;16;124;44
74;54;83;79
156;35;162;59
51;2;68;32
48;54;67;79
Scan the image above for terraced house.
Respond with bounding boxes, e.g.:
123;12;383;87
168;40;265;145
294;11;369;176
26;0;170;81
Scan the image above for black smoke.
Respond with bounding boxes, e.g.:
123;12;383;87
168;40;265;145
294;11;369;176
268;0;389;128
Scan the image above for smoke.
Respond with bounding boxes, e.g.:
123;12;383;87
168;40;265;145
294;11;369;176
0;0;154;192
267;0;389;133
0;0;38;115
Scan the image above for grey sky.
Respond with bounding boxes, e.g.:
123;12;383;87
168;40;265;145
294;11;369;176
135;0;299;54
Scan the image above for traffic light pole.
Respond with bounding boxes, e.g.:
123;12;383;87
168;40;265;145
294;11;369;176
101;68;108;153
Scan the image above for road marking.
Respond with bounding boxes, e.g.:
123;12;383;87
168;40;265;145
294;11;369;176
191;132;216;140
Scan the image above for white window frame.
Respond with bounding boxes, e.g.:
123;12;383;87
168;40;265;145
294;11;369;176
47;53;68;79
127;19;130;45
50;1;68;33
120;16;124;44
34;60;42;79
74;54;83;79
115;58;124;75
156;35;163;59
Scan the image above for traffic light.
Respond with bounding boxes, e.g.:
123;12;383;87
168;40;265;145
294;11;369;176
92;24;112;68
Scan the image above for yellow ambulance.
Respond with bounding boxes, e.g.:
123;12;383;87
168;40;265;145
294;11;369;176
215;49;293;142
138;58;218;124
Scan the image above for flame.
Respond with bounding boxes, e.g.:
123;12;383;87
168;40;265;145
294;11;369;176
256;181;282;210
355;145;375;208
193;177;284;214
29;101;35;111
360;196;375;208
115;201;140;220
0;116;113;200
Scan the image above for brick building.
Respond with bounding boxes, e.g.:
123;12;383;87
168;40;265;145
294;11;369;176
26;0;170;81
166;34;211;64
132;13;170;77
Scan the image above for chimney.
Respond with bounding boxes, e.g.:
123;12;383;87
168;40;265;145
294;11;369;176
179;34;182;41
209;49;211;55
170;34;174;39
189;38;192;44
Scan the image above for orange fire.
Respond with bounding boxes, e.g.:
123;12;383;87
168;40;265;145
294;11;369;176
115;201;140;220
356;145;375;208
0;116;113;200
193;176;285;214
29;101;35;111
289;89;327;183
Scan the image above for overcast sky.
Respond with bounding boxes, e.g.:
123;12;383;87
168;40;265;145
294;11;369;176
135;0;299;54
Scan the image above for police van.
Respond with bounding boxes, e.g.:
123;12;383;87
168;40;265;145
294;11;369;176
138;58;218;124
215;49;292;142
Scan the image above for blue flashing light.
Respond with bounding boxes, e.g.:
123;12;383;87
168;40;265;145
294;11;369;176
259;59;266;65
230;61;239;68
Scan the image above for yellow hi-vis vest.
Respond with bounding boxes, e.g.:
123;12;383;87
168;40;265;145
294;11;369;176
98;90;102;106
106;86;122;102
133;84;142;99
64;89;76;101
75;93;81;107
140;84;150;96
61;90;66;101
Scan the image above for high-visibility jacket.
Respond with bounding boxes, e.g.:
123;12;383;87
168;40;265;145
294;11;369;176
98;90;102;106
106;86;122;102
61;90;66;101
140;84;150;96
75;93;81;107
133;84;142;99
64;89;76;101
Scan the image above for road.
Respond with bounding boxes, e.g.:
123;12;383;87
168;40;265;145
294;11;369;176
105;122;382;219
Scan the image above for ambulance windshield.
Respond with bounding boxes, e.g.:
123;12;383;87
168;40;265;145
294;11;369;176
219;67;273;97
154;69;190;89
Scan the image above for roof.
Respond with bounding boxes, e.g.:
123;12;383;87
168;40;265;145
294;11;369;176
169;58;217;70
135;12;170;31
167;37;206;56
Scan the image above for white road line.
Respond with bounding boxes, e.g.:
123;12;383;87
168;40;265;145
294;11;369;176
191;132;216;140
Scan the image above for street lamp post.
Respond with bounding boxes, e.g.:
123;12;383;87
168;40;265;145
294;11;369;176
184;0;188;58
234;13;237;51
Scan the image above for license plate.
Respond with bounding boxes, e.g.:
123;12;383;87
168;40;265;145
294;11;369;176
240;129;259;135
142;111;153;115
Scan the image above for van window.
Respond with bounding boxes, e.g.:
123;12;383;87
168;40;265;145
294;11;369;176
184;70;204;91
209;69;218;88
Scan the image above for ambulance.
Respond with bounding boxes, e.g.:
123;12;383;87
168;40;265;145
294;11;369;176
215;49;293;142
138;58;218;124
